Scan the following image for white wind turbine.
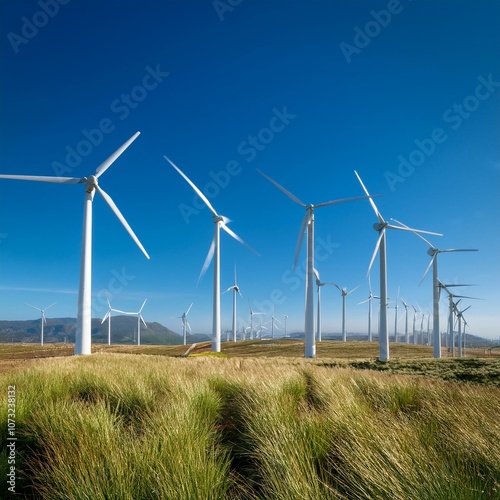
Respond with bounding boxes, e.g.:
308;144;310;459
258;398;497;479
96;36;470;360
174;303;193;345
354;171;442;361
258;169;374;358
166;157;256;353
101;295;126;345
393;287;400;343
223;265;242;342
401;299;410;344
248;300;264;340
264;306;283;339
26;302;56;346
283;314;289;338
411;305;418;345
358;274;379;342
390;219;478;358
121;299;148;346
257;324;268;339
438;281;479;357
314;268;335;342
1;132;149;355
334;283;360;342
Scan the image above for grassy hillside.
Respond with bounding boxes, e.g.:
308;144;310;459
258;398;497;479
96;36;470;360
1;352;499;498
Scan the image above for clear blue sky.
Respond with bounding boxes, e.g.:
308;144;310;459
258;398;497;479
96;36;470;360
1;0;499;339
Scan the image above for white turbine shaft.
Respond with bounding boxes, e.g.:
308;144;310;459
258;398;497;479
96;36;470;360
232;286;237;342
283;314;288;337
213;220;221;352
317;283;322;342
305;213;315;356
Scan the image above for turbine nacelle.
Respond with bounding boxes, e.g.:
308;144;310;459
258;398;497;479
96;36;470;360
85;175;98;193
373;221;388;231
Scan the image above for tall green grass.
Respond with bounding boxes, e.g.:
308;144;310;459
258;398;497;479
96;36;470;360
1;355;499;498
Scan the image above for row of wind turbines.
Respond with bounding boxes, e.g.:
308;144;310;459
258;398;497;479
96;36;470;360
1;132;479;359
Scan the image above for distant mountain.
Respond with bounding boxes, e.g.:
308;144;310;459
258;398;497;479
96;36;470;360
0;316;210;345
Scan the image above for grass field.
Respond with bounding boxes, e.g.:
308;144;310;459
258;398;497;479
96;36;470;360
1;342;499;498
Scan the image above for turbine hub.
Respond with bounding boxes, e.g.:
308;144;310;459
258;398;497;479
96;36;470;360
427;248;438;256
85;175;98;193
213;215;224;223
373;222;387;231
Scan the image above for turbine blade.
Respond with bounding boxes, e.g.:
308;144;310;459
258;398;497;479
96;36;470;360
95;185;150;259
220;222;258;255
198;237;215;286
186;303;193;316
386;224;442;237
101;311;110;323
256;169;306;206
353;170;385;223
334;283;342;292
390;218;434;247
293;211;309;270
139;299;147;313
26;303;41;311
44;302;57;311
347;284;361;295
439;249;479;253
164;156;218;217
419;254;436;286
186;321;192;333
313;268;320;281
112;308;128;314
140;315;147;328
95;131;140;178
315;194;381;209
0;174;83;184
367;229;384;276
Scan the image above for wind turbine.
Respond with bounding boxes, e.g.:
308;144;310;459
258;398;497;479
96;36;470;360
258;169;374;358
334;283;360;342
390;218;478;358
314;268;335;342
101;295;126;345
283;314;289;338
257;324;268;339
358;274;379;342
175;303;193;345
438;281;479;357
166;157;256;353
393;287;400;343
121;299;148;346
223;265;242;342
264;306;283;339
412;305;418;345
26;302;56;346
401;299;410;344
248;300;264;340
354;170;442;361
1;132;149;355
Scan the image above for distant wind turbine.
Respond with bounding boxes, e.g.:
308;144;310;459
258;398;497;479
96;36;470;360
101;295;126;345
358;274;379;342
248;300;264;340
264;306;283;338
390;218;478;358
223;265;242;342
283;314;289;338
1;132;149;355
166;157;257;353
174;303;193;345
438;281;479;357
354;170;442;361
121;299;148;346
258;169;374;358
401;299;410;344
393;287;400;343
314;268;335;342
334;283;360;342
26;302;56;346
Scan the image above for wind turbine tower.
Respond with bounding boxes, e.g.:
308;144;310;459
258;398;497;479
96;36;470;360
354;171;441;361
26;302;56;346
258;169;373;358
1;133;149;355
166;157;257;353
